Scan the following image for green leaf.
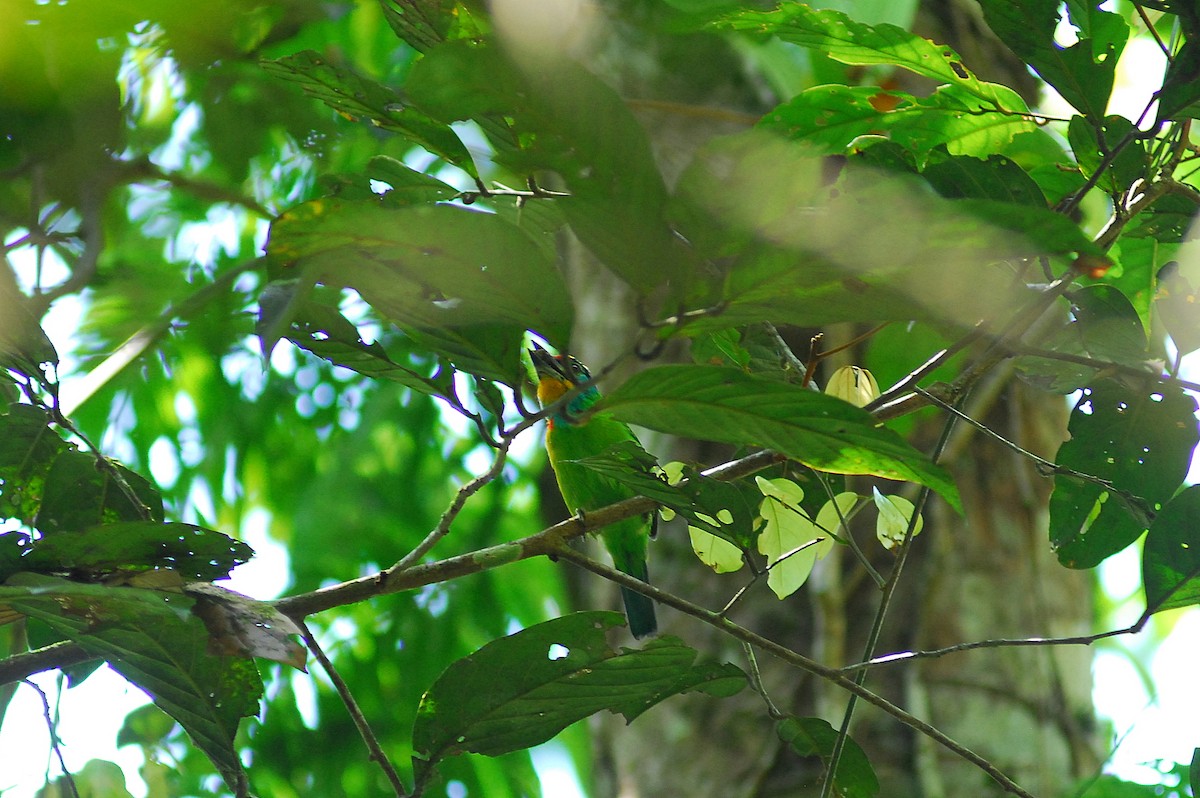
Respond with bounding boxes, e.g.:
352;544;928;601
688;526;745;573
16;521;253;582
3;574;261;795
976;0;1126;121
601;365;961;511
872;487;923;550
761;84;1035;160
407;42;693;293
674;134;1094;331
33;450;163;534
0;403;70;525
921;151;1047;206
267;290;453;399
777;715;880;798
571;444;755;539
1050;383;1199;568
715;4;1017;108
377;0;456;52
1142;485;1200;614
267;199;574;379
755;477;828;598
412;612;746;780
1067;115;1147;195
1155;39;1200;123
366;155;460;203
1016;285;1151;393
260;50;477;177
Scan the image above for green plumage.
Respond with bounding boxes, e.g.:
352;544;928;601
533;350;658;638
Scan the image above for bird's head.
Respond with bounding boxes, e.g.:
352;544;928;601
530;346;598;418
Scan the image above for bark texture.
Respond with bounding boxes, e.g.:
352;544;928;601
552;4;1098;796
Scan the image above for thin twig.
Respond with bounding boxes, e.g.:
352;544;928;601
741;642;783;719
840;624;1140;673
301;623;408;797
552;545;1036;798
821;394;962;798
914;386;1155;525
383;437;514;575
24;679;79;798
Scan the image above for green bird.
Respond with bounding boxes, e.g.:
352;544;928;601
531;346;658;638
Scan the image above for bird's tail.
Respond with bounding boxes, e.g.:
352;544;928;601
619;561;658;639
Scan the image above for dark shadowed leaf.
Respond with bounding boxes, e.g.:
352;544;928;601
1067;115;1147;195
601;365;961;510
412;612;745;781
778;716;879;798
3;574;261;795
570;442;757;541
976;0;1126;121
15;521;253;582
0;404;70;526
1050;383;1199;568
1016;285;1151;393
267;199;573;379
33;450;163;534
260;51;476;176
1142;485;1200;614
407;42;693;293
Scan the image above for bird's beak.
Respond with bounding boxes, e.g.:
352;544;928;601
530;345;570;382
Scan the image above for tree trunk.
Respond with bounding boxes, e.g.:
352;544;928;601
560;5;1098;796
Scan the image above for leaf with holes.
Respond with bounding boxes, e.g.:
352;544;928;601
2;574;261;795
714;4;1018;108
412;612;745;781
1050;383;1198;568
1143;485;1200;614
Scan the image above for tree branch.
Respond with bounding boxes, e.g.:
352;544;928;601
301;622;408;797
551;545;1037;798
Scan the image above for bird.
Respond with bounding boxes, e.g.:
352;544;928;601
530;346;658;638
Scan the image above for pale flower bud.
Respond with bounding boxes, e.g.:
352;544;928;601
824;365;880;407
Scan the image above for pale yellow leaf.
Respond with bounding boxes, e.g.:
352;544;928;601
873;487;923;550
689;527;744;573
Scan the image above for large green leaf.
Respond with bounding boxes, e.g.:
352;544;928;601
601;365;961;511
674;133;1094;329
0;403;70;525
3;574;261;796
1142;485;1200;614
715;3;1023;108
761;84;1035;160
778;716;880;798
412;612;745;782
1067;115;1147;195
976;0;1126;121
267;199;573;380
260;50;477;177
32;449;163;534
1016;285;1150;393
407;42;694;293
13;521;253;582
1049;382;1199;568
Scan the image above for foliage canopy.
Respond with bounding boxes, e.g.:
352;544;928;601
2;0;1200;796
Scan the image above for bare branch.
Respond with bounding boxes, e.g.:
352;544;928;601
301;622;408;797
552;545;1037;798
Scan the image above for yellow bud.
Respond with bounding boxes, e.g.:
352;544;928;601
824;365;880;407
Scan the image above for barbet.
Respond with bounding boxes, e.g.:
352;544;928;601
531;347;658;638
